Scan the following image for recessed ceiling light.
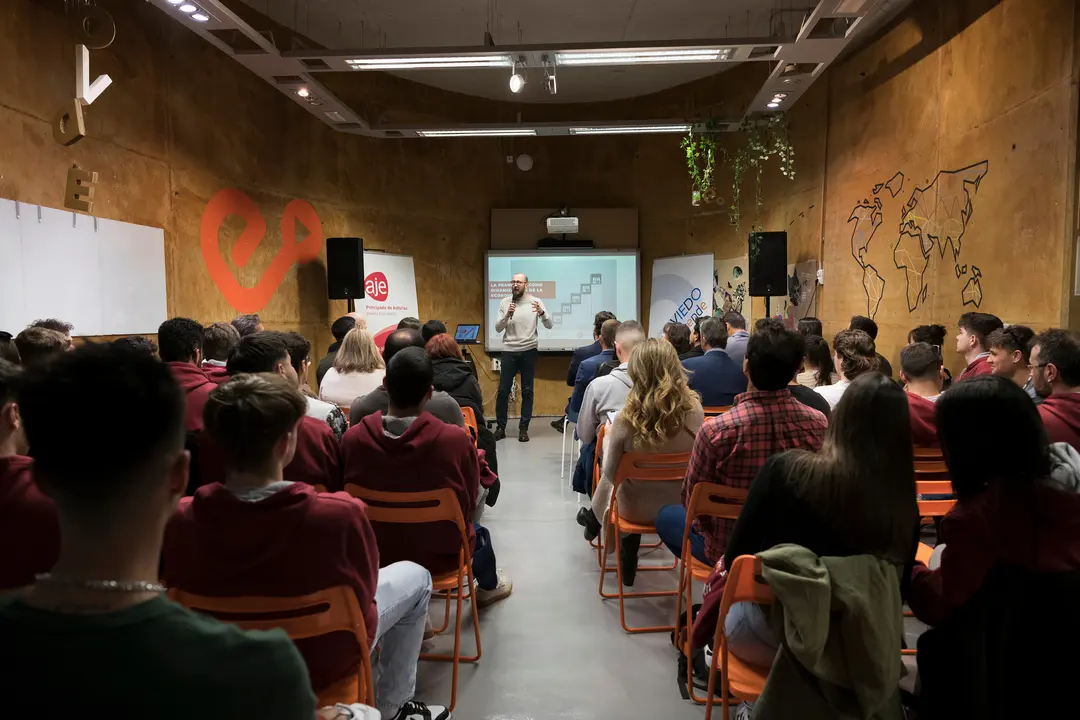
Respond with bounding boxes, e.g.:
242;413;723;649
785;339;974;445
767;102;781;108
296;88;310;98
191;12;209;21
167;0;184;4
416;128;537;137
324;111;347;122
773;93;788;99
554;48;725;66
178;4;197;12
345;55;514;70
569;124;691;135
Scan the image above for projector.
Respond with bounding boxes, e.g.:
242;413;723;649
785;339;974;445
546;216;580;234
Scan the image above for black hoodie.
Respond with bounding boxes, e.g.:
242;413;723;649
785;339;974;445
430;357;499;475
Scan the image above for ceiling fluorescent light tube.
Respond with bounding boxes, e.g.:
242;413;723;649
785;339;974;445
835;0;870;13
346;55;514;70
554;48;723;66
417;129;537;137
569;124;691;135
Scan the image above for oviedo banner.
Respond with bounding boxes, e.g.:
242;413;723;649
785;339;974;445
647;253;715;337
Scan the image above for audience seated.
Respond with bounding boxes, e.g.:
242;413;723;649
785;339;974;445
341;347;511;607
0;344;315;718
814;329;877;410
956;311;1003;380
427;333;499;474
684;317;706;361
682;317;747;407
397;317;422;331
569;319;621;416
663;321;694;361
594;321;643;381
421;319;447;343
721;311;750;368
351;329;464;428
571;321;646;495
14;326;71;367
231;313;264;337
900;342;944;446
909;324;953;388
552;310;615;432
319;328;387;409
316;316;356;387
158;317;215;433
656;321;828;564
692;373;916;712
280;331;348;439
29;318;74;340
850;315;894;378
795;335;837;388
1029;329;1080;450
201;322;239;384
986;325;1039;403
113;336;158;357
0;359;59;590
163;373;448;720
0;331;19;364
797;317;822;337
588;338;703;585
753;320;832;418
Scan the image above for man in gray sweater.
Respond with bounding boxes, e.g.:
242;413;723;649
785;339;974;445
494;273;553;442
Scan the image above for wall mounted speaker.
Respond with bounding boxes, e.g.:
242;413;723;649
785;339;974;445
748;232;788;297
326;237;365;299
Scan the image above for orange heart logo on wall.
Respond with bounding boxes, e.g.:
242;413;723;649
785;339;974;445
200;189;323;313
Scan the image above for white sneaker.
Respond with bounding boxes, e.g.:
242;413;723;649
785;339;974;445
392;700;450;720
733;701;754;720
475;569;513;608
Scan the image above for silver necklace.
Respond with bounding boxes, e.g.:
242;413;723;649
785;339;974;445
35;574;167;593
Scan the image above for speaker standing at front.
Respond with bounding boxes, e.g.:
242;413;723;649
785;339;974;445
327;237;366;299
748;232;788;297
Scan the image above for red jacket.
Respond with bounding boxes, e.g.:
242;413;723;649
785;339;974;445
958;354;994;381
200;362;230;385
906;392;939;446
0;455;60;590
341;412;479;577
167;362;216;432
162;482;379;693
908;482;1080;627
198;416;342;491
1038;393;1080;452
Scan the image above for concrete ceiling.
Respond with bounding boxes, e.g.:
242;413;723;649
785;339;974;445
236;0;914;103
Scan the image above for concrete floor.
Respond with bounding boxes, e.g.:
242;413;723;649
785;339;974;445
414;420;707;719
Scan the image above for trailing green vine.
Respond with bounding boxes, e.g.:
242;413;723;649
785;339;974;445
681;130;717;206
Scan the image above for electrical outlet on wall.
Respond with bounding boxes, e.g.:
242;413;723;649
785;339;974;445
492;358;501;372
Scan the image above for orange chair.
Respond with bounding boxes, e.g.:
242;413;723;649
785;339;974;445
459;406;479;446
344;486;480;711
339;406;351;424
598;450;689;633
913;446;943;461
674;482;748;703
703;406;732;417
168;585;374;708
915;479;955;517
704;555;774;720
588;424;607;559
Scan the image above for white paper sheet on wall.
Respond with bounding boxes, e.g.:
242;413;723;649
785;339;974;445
0;198;167;336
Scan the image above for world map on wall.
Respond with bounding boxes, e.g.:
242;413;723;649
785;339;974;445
848;161;989;319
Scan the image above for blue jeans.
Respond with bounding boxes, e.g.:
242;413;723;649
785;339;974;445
655;505;707;563
724;601;780;668
373;561;433;717
472;523;498;590
496;348;539;429
572;440;596;495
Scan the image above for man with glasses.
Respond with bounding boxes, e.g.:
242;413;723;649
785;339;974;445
494;273;552;442
1030;329;1080;451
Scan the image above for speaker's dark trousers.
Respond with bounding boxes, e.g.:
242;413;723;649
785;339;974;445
496;348;539;430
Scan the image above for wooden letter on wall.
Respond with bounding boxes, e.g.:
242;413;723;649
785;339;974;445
53;98;86;146
65;166;99;213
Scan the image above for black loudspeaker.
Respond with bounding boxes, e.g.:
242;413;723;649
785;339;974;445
748;231;788;297
326;237;365;300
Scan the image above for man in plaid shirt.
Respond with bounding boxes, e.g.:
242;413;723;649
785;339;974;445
656;320;828;564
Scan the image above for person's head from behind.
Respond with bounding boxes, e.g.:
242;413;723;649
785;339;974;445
1029;329;1080;398
331;315;357;344
797;317;823;338
421;320;447;344
30;318;74;339
19;344;187;535
623;338;698;447
158;317;204;365
614;320;646;364
334;327;385;374
908;323;947;347
899;342;943;394
0;332;19;365
204;373;306;479
986;325;1035;379
690;316;706;347
15;327;72;368
384;347;433;414
112;336;158;358
746;319;805;391
832;329;877;381
231;313;263;337
803;335;835;385
227;332;297;387
663;322;691;355
426;333;463;361
936;375;1050;499
397;317;422;331
722;311;746;336
599;318;621;350
593;311;616;340
699;317;727;351
383;328;424;365
849;315;879;341
793;373;916;563
202;322;240;363
0;360;27;456
956;312;1003;357
280;331;312;387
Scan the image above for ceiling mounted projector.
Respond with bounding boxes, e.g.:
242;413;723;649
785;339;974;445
546;216;580;234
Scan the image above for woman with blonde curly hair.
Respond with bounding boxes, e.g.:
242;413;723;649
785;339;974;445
318;327;386;408
589;337;704;585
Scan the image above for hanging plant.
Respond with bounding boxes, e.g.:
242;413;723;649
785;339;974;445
717;114;796;237
681;129;717;203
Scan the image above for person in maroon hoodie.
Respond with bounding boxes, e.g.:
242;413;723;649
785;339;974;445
1030;328;1080;451
955;311;1003;381
164;373;449;720
907;375;1080;627
200;321;239;385
0;359;59;590
158;317;216;433
899;341;944;446
987;325;1040;403
342;346;512;607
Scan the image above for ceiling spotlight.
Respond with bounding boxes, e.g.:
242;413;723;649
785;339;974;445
509;62;526;94
296;88;310;98
543;56;557;96
167;0;185;4
767;102;781;108
191;12;209;21
178;4;197;12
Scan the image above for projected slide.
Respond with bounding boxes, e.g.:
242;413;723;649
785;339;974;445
486;251;639;352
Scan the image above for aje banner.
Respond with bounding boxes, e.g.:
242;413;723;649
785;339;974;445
362;251;419;349
648;253;715;337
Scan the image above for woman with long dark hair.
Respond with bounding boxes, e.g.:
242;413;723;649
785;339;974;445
796;335;837;388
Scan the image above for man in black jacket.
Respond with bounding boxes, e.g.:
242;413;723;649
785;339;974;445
315;315;355;387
